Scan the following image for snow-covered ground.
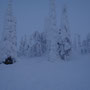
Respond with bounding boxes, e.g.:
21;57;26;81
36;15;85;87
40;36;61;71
0;55;90;90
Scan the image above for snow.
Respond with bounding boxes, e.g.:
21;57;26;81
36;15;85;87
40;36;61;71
0;55;90;90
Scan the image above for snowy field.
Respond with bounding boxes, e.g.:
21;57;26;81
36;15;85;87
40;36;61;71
0;55;90;90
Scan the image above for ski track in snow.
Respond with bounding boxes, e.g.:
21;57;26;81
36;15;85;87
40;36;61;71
0;55;90;90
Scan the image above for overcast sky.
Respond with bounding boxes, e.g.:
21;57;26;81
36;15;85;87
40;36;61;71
0;0;90;42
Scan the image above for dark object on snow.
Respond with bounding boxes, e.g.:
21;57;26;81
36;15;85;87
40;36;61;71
3;56;15;65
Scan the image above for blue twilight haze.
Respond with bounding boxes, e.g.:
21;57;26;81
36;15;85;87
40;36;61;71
0;0;90;42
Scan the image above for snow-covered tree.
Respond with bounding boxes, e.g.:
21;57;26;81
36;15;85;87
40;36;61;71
77;34;81;48
81;40;88;54
40;32;47;55
43;17;51;56
72;33;83;55
87;33;90;53
80;33;90;54
47;0;58;61
77;34;82;53
27;31;40;57
18;35;28;57
31;31;42;57
0;0;17;64
57;5;72;60
73;34;78;50
27;31;47;57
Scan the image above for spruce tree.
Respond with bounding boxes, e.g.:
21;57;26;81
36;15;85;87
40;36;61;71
57;5;72;60
0;0;17;64
48;0;58;61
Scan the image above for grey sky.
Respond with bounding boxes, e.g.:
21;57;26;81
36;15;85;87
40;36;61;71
0;0;90;42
